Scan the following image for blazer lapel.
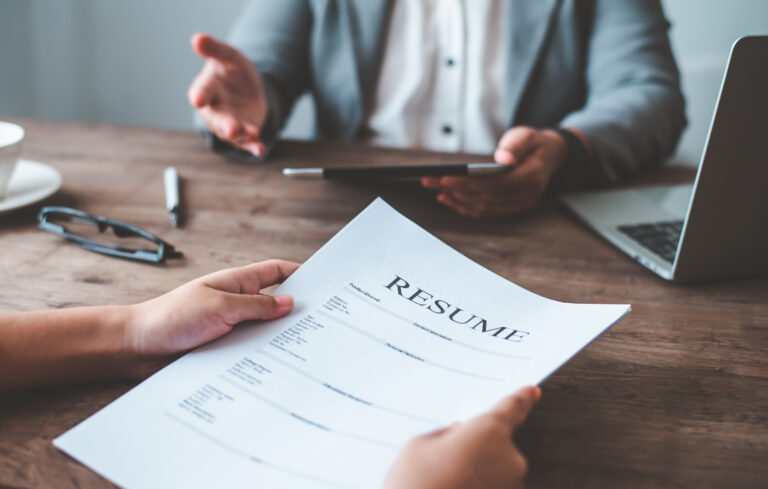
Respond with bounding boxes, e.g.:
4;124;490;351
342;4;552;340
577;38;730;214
505;0;562;126
335;0;558;137
338;0;392;139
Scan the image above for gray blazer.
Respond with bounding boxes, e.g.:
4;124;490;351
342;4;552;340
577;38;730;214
227;0;686;186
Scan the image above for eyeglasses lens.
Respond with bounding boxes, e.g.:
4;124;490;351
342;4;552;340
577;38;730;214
47;214;159;252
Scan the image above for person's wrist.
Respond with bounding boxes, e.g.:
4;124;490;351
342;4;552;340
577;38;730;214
546;127;593;191
252;70;270;130
540;129;569;173
117;302;168;379
256;99;270;133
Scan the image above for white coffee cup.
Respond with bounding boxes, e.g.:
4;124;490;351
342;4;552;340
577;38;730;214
0;122;24;200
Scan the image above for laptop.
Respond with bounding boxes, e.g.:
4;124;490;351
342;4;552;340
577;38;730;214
560;36;768;283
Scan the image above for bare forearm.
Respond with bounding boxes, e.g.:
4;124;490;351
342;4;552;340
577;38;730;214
0;306;143;391
0;261;300;392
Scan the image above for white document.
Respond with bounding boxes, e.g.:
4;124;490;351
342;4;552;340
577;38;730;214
55;198;629;489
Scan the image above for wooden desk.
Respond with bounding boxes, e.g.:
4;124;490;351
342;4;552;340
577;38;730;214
1;120;766;489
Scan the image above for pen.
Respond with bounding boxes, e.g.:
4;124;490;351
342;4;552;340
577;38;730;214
164;166;180;227
282;162;509;179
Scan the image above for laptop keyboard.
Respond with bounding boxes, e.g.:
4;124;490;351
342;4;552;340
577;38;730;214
617;220;683;264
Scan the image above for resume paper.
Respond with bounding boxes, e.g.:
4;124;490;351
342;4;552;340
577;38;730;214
55;198;630;488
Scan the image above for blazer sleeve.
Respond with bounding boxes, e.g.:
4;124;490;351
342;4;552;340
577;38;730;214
196;0;311;160
558;0;687;185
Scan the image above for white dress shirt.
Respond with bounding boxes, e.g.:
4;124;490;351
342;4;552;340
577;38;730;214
365;0;510;154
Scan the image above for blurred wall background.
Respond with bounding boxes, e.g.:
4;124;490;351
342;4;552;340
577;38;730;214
1;0;766;166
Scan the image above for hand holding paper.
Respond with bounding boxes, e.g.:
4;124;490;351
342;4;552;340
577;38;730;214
128;260;299;362
56;199;629;488
0;261;298;391
385;386;540;489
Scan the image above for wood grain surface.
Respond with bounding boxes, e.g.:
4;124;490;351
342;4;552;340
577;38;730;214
1;120;766;489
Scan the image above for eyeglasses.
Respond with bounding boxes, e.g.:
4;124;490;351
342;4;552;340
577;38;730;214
37;206;183;264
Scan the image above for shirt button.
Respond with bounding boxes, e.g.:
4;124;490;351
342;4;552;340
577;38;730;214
442;125;453;135
446;58;455;67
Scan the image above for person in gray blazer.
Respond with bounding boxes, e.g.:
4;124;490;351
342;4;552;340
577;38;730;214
188;0;685;218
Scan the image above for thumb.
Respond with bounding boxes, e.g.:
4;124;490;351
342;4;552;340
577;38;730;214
489;386;541;433
494;126;539;166
223;293;294;325
423;421;462;438
191;32;242;66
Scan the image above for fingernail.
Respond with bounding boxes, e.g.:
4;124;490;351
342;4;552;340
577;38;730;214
531;386;542;403
273;294;293;309
495;150;514;165
423;177;439;188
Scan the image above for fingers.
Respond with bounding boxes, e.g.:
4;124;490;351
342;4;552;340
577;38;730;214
242;123;261;140
426;127;539;196
188;34;249;110
423;128;557;218
188;72;219;108
221;117;241;141
196;106;239;139
241;260;301;292
489;386;541;433
223;292;294;325
191;33;242;66
202;260;300;295
430;163;543;217
495;126;538;166
188;34;266;155
196;106;264;155
233;140;266;157
437;192;490;219
423;174;508;196
437;192;521;219
197;108;259;148
422;158;533;197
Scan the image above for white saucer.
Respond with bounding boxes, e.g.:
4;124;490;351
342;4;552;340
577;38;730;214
0;159;63;214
